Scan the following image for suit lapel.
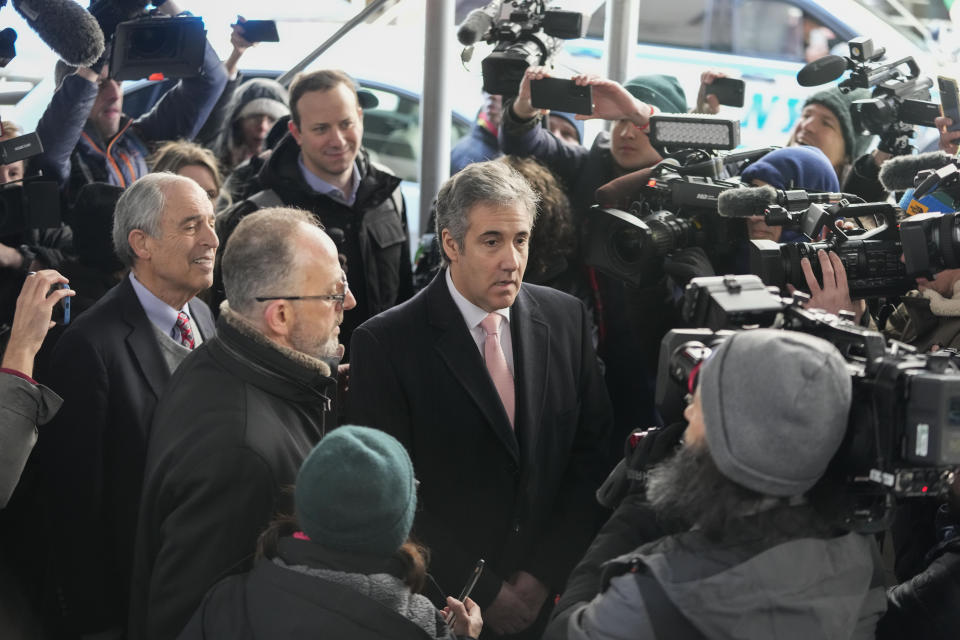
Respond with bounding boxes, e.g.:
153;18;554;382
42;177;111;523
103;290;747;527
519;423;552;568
190;298;216;340
512;286;549;464
427;274;520;463
119;278;169;400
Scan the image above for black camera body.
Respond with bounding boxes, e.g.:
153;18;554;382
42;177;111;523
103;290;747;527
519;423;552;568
749;200;911;298
584;160;745;288
470;1;582;96
656;275;960;531
89;0;206;80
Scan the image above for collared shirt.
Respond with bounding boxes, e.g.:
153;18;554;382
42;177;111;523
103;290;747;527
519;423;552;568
446;268;514;376
128;272;203;348
298;153;361;207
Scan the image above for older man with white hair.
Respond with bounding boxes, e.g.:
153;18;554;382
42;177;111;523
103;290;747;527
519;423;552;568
41;172;217;638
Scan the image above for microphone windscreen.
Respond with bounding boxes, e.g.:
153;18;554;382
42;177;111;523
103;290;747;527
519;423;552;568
457;7;496;46
878;151;955;191
717;185;778;218
13;0;104;67
594;167;654;209
796;55;847;87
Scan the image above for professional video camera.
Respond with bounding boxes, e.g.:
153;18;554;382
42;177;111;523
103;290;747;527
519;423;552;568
798;37;940;155
656;275;960;532
718;181;960;297
455;0;583;96
583;116;772;288
88;0;206;80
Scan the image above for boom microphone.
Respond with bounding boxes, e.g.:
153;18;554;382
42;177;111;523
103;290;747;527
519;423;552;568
457;2;501;46
797;54;848;87
12;0;105;67
717;185;842;217
878;151;957;191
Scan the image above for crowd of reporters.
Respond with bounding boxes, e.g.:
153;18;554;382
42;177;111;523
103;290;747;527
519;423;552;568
0;2;958;638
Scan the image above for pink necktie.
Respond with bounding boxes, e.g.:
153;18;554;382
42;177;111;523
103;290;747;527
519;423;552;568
175;311;195;350
480;312;514;428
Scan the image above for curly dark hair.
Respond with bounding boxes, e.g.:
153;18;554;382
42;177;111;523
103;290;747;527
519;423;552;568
496;155;577;281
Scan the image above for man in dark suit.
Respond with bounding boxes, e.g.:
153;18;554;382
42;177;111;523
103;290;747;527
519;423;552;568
348;160;613;638
40;173;217;638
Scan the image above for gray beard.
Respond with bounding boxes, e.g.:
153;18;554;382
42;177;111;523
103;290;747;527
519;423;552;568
646;441;767;539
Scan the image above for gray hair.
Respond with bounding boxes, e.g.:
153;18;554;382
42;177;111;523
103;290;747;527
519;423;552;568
112;172;186;268
222;207;324;315
434;160;539;266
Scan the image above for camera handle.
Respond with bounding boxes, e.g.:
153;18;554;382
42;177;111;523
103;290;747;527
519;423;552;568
877;121;918;156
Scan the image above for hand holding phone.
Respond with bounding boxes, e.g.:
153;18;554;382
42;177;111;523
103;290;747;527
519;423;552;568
938;76;960;132
530;78;592;116
705;77;745;108
49;282;71;325
444;559;485;627
236;19;279;43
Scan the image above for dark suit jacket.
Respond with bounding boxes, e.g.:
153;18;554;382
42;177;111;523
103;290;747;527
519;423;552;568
348;271;613;611
40;276;214;634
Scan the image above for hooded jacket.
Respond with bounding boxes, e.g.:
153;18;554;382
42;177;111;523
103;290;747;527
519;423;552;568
558;505;887;640
210;78;289;174
128;304;336;640
214;133;413;352
178;536;470;640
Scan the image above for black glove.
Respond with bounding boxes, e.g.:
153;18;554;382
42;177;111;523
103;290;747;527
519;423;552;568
663;247;714;288
596;421;687;509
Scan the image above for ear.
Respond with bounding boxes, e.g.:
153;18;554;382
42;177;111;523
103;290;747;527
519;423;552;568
288;119;302;145
441;228;460;265
128;229;151;261
262;300;294;342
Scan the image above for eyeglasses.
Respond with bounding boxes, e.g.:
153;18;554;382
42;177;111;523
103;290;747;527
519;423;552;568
255;293;349;305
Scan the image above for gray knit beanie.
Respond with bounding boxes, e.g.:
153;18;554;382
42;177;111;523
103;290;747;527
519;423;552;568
699;329;851;497
295;425;417;556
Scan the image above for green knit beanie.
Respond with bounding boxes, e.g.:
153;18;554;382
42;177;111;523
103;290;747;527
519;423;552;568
623;74;688;114
295;425;417;557
803;86;874;159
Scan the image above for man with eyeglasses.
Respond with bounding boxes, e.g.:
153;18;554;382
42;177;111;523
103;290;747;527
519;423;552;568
129;207;354;640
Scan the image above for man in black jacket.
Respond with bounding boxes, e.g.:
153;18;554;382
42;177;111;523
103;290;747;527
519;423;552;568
215;69;412;357
129;207;354;640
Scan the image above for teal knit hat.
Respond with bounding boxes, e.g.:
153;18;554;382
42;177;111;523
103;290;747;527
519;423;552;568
295;425;417;557
803;86;874;159
623;74;688;114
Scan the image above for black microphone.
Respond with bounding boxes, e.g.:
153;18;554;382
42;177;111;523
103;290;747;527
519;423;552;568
878;151;957;191
12;0;105;67
797;54;848;87
717;185;841;217
457;3;500;46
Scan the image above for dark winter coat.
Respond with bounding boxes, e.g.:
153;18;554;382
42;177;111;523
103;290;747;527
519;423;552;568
39;277;215;634
178;536;469;640
450;122;501;174
128;305;336;640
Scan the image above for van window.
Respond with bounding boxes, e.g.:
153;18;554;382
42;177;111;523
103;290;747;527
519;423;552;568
586;0;732;53
732;0;805;61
